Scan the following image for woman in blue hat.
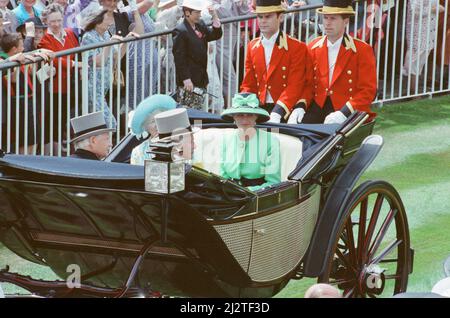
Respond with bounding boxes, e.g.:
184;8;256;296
220;92;281;192
130;94;177;165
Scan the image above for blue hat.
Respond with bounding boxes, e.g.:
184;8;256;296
130;94;177;139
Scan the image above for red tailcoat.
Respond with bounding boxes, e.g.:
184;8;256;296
308;34;377;119
241;32;313;120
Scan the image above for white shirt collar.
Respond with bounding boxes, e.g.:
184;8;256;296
327;36;343;49
47;28;67;44
261;31;279;46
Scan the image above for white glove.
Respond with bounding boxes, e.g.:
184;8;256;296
128;0;138;12
268;112;282;123
287;108;305;124
324;111;347;124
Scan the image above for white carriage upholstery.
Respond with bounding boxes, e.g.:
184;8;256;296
192;128;303;181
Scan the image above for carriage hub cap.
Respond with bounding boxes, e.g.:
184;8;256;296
359;264;386;295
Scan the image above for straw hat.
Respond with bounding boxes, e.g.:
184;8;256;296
316;0;355;15
255;0;286;14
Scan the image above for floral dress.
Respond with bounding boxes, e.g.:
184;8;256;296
120;9;159;109
130;140;151;165
81;30;117;128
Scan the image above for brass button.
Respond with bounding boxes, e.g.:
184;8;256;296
315;93;318;96
329;90;333;95
347;70;352;75
283;84;286;87
282;66;286;70
315;85;318;89
349;88;353;92
325;88;329;91
282;75;286;79
350;96;353;100
314;66;317;71
349;79;353;83
268;85;272;89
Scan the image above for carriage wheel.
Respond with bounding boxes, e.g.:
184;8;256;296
319;180;412;298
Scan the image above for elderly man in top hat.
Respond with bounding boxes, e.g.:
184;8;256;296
240;0;313;124
303;0;377;124
70;112;114;160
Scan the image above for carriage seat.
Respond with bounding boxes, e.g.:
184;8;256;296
192;128;303;181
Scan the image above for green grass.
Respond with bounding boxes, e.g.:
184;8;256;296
276;95;450;297
1;96;450;297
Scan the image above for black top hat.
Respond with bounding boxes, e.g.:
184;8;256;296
317;0;355;15
16;17;48;33
255;0;285;14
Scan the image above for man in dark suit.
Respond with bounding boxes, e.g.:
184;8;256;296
70;112;114;160
172;0;222;109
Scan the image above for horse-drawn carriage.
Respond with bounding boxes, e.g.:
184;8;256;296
0;110;413;298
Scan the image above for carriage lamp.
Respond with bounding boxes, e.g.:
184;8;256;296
144;139;185;194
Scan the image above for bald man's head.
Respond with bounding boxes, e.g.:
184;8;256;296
304;284;342;298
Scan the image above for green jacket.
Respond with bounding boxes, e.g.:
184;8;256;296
220;129;281;192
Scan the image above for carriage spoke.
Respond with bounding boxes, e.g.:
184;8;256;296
368;208;398;260
345;219;358;269
357;198;368;265
379;258;399;263
363;194;384;262
370;240;402;265
336;248;357;273
343;287;355;298
328;278;356;286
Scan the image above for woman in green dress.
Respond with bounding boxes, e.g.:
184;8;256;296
220;93;281;192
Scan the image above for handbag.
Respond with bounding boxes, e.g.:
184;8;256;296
177;87;206;110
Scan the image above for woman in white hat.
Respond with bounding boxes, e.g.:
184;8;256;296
220;92;281;192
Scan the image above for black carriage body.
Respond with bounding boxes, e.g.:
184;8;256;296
0;111;397;298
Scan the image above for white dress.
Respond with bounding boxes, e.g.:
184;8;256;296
402;0;441;76
202;10;225;113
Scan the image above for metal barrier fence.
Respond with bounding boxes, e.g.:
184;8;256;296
0;0;449;156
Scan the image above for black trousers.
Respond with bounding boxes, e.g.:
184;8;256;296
302;97;335;124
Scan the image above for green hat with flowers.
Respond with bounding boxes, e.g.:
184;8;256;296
221;93;270;123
